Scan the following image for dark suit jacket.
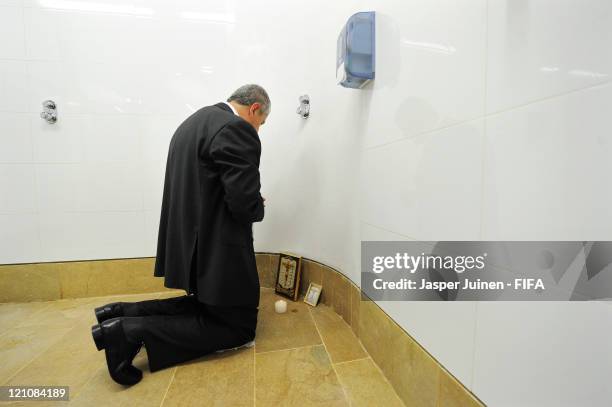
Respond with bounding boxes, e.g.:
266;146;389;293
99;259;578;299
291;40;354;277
154;102;265;307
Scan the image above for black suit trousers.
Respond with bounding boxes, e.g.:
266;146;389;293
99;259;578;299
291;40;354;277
121;294;258;373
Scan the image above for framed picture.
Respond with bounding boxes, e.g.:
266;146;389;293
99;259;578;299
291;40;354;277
274;252;302;301
304;283;322;306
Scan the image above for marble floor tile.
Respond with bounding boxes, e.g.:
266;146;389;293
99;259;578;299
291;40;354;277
5;323;105;396
69;348;175;406
255;345;348;407
255;289;321;353
0;301;54;336
0;324;72;384
162;347;254;407
14;297;99;329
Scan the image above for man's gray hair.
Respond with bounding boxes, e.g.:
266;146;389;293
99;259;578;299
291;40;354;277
227;84;271;115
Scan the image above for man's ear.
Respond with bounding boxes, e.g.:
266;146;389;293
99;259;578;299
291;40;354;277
250;102;261;115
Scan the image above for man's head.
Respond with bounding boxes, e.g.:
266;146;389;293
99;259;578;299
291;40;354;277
227;84;270;133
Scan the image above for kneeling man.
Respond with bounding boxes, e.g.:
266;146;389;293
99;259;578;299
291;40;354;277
91;84;270;385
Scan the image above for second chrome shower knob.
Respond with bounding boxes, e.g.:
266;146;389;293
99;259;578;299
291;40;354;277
40;100;57;124
296;95;310;119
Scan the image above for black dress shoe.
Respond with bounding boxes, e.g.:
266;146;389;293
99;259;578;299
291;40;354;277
94;302;125;323
91;317;143;386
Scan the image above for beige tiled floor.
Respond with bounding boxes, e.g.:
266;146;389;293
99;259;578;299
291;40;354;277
0;288;404;406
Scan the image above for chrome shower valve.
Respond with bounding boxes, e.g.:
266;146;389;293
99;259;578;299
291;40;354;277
40;100;57;124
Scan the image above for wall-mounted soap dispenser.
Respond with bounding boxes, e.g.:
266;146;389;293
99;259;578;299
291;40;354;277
337;11;375;89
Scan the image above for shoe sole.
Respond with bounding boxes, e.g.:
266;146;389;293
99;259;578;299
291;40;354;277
109;358;142;385
91;324;105;351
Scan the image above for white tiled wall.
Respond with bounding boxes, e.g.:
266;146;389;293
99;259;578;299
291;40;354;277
473;301;612;406
486;0;611;113
361;119;484;241
0;1;364;274
360;0;612;406
483;82;612;240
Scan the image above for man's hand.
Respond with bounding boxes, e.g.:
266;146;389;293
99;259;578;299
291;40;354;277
262;197;266;207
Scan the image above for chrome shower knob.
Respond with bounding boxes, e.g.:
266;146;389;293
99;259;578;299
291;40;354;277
40;100;57;124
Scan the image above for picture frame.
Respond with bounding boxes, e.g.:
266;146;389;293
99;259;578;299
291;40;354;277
304;283;322;307
274;252;302;301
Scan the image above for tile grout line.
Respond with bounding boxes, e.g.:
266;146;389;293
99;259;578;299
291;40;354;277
0;107;186;117
24;0;45;263
335;303;369;358
315;304;368;359
360;221;422;242
479;0;489;242
67;360;107;403
254;257;269;407
349;292;369;358
0;303;56;340
363;114;485;152
10;301;57;330
474;0;488;395
437;368;442;407
485;77;612;117
479;116;487;240
363;77;612;153
361;355;407;407
158;366;177;407
254;342;324;356
469;302;480;391
314;294;369;360
307;306;352;407
253;341;256;407
351;324;369;357
331;356;370;367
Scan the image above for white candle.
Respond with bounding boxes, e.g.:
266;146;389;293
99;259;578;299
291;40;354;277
274;299;287;313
